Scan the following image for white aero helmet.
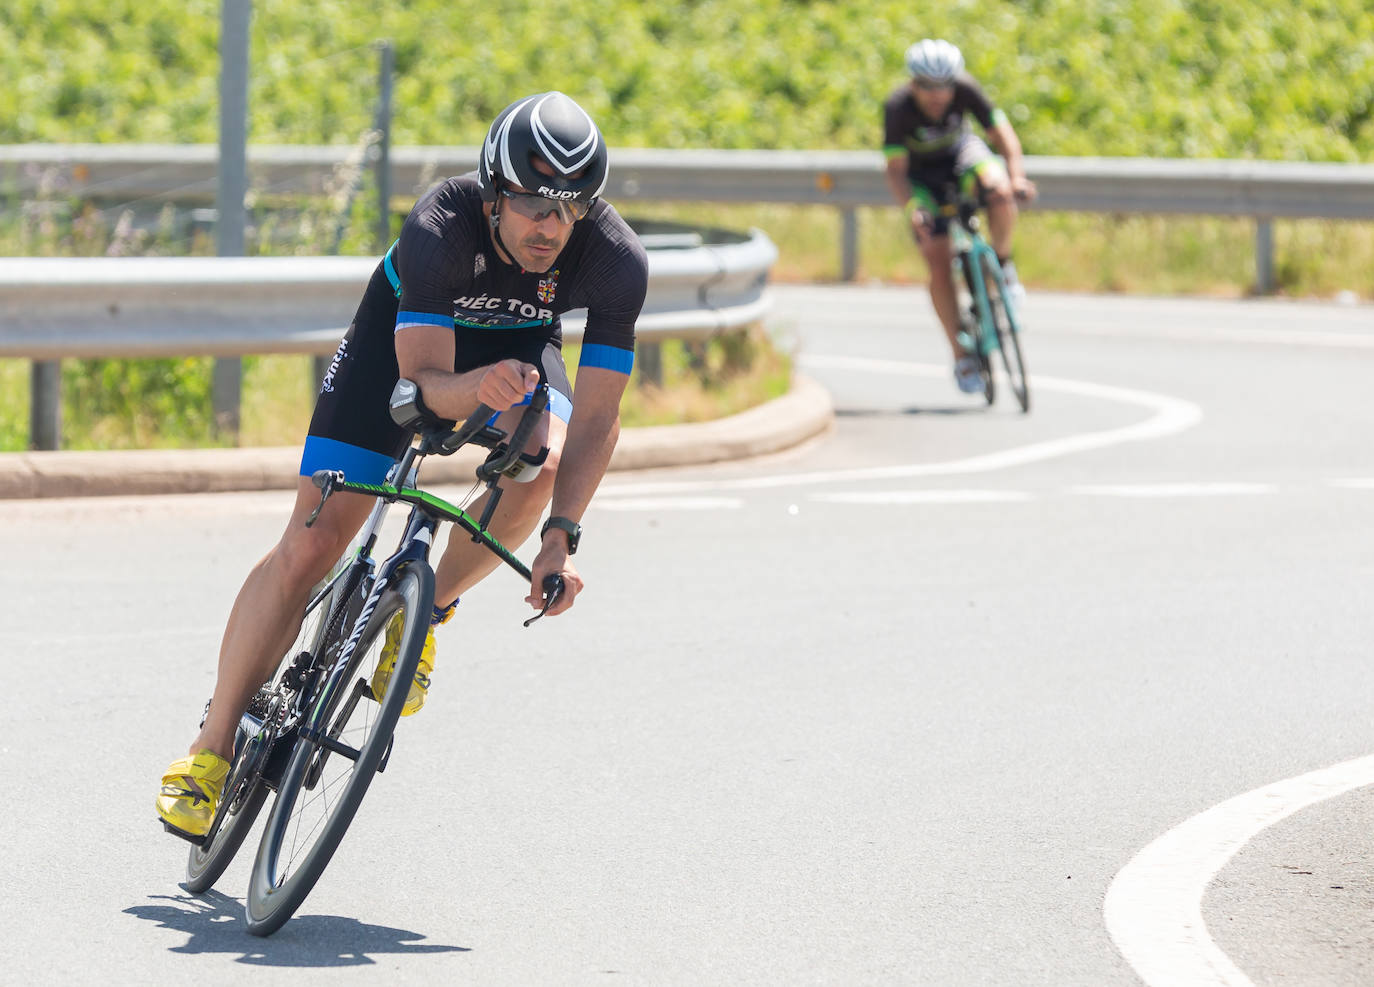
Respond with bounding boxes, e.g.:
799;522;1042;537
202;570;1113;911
904;39;964;84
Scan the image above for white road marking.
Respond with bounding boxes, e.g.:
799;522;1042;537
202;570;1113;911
810;489;1032;505
1069;483;1274;498
598;357;1203;497
1043;320;1374;350
1104;754;1374;987
591;496;746;511
1328;478;1374;489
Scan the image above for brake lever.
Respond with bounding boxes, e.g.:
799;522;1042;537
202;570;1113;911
522;574;565;627
305;469;344;528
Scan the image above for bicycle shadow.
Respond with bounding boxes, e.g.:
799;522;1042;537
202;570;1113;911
124;887;470;966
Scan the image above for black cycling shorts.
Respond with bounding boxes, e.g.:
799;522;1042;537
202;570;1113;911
907;135;1007;235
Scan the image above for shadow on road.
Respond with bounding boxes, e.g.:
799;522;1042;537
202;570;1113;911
835;405;988;418
124;887;470;966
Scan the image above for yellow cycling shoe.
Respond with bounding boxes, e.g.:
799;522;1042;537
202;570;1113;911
370;611;435;716
156;750;230;839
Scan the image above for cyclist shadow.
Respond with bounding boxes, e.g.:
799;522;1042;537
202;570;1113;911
124;887;470;966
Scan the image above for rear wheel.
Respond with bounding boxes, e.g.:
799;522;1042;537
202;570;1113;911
244;562;434;937
183;693;274;893
982;254;1030;413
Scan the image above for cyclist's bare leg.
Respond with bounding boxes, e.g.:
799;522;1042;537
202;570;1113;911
915;228;964;357
982;175;1018;260
187;477;373;760
433;412;565;606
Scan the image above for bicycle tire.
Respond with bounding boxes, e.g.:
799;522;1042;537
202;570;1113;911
183;725;269;893
244;562;434;936
981;253;1031;413
962;256;996;406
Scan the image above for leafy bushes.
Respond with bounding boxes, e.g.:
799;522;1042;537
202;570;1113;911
2;0;1371;161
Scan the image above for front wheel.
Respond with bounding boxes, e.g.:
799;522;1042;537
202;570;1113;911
244;562;434;937
957;255;995;406
982;254;1030;413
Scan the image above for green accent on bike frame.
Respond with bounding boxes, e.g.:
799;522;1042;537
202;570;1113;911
956;223;1023;353
330;478;528;574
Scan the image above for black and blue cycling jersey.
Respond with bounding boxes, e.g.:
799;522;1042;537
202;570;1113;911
301;174;648;483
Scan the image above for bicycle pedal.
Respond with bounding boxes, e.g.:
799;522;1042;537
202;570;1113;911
161;820;207;847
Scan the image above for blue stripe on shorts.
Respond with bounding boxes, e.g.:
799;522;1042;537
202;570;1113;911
494;387;573;425
299;436;397;485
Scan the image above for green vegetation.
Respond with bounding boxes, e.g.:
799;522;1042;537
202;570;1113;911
0;330;791;451
2;0;1372;160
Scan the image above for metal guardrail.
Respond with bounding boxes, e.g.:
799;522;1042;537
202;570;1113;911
6;144;1374;284
0;227;777;449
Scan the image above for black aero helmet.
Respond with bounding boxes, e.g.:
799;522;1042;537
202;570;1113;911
477;91;608;209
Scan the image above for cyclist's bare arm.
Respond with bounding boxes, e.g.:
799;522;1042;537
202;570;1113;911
987;121;1037;200
884;154;915;211
524;365;627;615
395;324;539;416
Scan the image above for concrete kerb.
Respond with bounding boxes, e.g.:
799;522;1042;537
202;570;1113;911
0;374;833;500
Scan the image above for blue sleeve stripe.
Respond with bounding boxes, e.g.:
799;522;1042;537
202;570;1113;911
396;311;454;332
299;436;397;485
579;343;634;375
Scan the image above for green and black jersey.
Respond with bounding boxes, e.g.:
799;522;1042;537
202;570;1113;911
882;72;1008;174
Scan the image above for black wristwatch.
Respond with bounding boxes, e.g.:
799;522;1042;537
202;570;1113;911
540;515;581;554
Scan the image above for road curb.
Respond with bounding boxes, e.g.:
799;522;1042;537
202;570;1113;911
0;374;833;500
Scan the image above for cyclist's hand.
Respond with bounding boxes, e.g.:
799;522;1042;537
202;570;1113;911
1012;176;1038;203
526;547;582;617
478;359;540;411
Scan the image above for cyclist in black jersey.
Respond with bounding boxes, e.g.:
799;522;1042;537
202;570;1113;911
882;39;1037;394
157;92;649;839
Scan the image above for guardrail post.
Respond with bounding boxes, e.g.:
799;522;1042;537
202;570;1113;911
312;355;330;393
637;342;663;388
30;360;61;450
375;41;394;251
840;207;859;281
1254;218;1275;295
214;0;251;444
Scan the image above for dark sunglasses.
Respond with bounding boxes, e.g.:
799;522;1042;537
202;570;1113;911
498;187;591;224
913;79;955;92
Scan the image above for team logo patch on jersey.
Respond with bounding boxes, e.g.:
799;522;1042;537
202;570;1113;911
537;269;559;303
474;253;487;277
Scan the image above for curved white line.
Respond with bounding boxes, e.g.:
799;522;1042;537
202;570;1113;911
599;356;1202;497
1104;754;1374;987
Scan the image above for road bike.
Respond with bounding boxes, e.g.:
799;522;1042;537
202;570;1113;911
169;378;563;936
941;189;1031;412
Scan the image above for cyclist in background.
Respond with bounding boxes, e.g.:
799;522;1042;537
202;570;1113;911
883;39;1037;394
155;91;649;841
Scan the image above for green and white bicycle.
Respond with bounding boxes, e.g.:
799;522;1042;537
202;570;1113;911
941;189;1031;413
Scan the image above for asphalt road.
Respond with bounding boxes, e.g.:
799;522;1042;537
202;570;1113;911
3;284;1373;985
